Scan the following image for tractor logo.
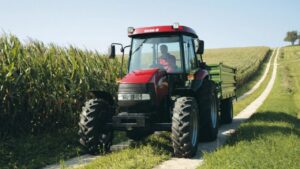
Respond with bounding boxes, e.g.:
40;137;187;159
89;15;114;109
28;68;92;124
144;28;159;33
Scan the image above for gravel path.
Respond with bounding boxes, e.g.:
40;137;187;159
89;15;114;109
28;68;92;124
43;48;280;169
154;47;280;169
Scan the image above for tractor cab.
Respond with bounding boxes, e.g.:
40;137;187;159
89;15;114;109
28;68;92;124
109;24;205;94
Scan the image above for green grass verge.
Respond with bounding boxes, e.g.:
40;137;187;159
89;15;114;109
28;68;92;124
198;46;300;169
0;129;83;169
0;130;130;169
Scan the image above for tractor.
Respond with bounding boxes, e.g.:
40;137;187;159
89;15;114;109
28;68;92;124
78;23;236;157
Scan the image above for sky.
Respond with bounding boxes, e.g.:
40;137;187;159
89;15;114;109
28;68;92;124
0;0;299;53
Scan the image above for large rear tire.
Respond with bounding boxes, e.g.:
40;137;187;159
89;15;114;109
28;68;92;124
172;97;199;158
78;98;113;154
198;80;219;142
220;98;233;124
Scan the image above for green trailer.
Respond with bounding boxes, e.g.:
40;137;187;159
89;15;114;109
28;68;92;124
208;63;237;124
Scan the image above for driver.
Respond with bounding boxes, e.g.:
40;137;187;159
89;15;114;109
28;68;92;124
159;45;176;72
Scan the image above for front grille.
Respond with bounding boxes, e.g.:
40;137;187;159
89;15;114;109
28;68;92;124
118;100;154;113
118;84;147;93
118;83;156;113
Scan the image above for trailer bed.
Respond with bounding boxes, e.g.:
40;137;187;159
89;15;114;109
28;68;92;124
208;63;237;99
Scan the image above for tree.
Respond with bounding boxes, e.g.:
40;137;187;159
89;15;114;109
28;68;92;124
284;31;298;45
298;33;300;45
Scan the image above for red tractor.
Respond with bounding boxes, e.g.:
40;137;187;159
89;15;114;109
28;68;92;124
79;23;236;157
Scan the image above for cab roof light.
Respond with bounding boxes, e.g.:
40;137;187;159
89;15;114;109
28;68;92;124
128;27;135;34
173;22;179;29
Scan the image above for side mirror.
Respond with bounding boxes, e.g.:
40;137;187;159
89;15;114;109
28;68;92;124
194;39;204;54
108;45;116;59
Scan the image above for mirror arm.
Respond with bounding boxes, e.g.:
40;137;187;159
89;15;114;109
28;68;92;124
200;54;203;63
112;44;131;78
120;45;131;78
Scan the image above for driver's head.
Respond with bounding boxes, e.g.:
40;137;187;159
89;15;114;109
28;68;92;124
160;45;168;55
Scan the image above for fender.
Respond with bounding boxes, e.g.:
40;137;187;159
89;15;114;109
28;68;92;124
191;69;209;92
89;90;114;105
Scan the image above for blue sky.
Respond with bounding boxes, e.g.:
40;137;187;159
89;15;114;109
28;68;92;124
0;0;299;53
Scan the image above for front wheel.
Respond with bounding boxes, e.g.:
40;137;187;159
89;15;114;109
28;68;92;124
78;98;113;154
172;97;199;158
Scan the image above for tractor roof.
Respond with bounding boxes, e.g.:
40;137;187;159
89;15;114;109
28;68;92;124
128;24;198;38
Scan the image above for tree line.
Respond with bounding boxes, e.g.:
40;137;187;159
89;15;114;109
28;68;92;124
284;31;300;46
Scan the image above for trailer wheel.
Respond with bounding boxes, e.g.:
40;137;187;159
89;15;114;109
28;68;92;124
78;98;113;154
172;97;199;158
198;80;219;142
220;98;233;124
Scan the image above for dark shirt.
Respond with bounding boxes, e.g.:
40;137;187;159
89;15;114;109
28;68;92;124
159;53;176;72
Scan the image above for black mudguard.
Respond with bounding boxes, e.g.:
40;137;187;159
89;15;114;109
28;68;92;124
89;90;114;105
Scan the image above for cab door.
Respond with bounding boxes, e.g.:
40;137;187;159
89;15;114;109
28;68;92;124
183;35;198;73
183;35;208;91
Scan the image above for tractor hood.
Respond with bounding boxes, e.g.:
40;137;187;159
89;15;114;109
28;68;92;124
120;68;159;84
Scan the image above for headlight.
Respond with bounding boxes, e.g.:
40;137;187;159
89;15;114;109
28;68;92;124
118;93;150;101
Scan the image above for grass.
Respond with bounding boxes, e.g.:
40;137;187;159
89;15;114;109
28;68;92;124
0;131;130;169
0;129;83;169
198;46;300;169
77;132;173;169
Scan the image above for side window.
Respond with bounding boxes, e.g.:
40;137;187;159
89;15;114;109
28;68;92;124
183;36;197;72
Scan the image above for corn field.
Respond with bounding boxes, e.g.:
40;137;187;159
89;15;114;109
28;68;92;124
203;46;270;87
0;34;121;135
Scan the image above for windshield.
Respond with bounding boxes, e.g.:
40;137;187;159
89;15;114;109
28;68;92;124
129;36;182;73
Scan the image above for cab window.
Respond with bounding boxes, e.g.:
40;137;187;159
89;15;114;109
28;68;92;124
183;36;197;72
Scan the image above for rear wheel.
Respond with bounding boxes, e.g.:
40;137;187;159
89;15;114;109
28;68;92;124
198;80;219;142
172;97;199;158
220;98;233;124
78;98;113;154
